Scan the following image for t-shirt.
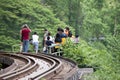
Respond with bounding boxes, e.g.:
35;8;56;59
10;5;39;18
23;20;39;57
22;28;31;40
61;38;66;45
46;40;53;46
60;33;67;38
32;35;39;42
55;37;62;43
60;33;66;45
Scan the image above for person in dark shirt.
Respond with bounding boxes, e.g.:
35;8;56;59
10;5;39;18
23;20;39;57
55;33;62;43
59;28;67;45
46;36;53;46
44;36;53;53
54;33;62;53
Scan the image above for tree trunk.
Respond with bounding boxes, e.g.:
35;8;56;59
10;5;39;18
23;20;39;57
113;17;117;37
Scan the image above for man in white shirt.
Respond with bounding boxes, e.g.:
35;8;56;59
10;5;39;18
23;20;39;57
32;32;39;53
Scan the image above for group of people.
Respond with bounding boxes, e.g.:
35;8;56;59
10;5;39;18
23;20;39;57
42;27;79;54
20;24;79;54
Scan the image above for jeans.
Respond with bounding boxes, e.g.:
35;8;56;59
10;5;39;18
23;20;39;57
33;42;39;51
23;40;29;52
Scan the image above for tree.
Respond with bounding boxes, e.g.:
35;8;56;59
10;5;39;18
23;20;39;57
0;0;67;51
42;0;83;35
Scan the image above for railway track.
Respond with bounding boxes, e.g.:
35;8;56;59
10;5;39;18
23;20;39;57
0;52;79;80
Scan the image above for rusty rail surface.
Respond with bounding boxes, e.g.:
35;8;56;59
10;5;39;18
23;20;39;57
0;53;38;80
0;52;79;80
22;53;62;80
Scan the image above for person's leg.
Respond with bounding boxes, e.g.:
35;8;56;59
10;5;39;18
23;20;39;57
35;42;39;54
20;42;23;52
25;40;29;52
22;40;26;52
33;42;35;50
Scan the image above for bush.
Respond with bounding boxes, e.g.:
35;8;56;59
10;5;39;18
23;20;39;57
63;39;120;80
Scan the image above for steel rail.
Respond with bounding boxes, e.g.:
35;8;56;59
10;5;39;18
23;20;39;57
41;54;79;80
0;52;79;80
3;56;38;80
22;53;62;80
0;53;31;78
0;52;61;80
32;54;62;80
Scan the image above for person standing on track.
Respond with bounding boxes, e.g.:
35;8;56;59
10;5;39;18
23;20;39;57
32;32;39;54
20;24;31;53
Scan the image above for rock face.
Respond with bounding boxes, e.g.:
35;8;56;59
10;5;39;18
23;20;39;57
0;56;14;74
0;56;14;69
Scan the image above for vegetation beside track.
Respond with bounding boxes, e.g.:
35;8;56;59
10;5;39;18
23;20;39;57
63;39;120;80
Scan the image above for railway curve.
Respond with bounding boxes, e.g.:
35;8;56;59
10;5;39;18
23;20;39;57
0;52;79;80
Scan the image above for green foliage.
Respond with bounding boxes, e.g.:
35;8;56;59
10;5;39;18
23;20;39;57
63;39;120;80
0;35;19;51
41;0;69;23
42;0;81;35
0;0;67;51
88;41;107;50
105;35;120;61
42;0;120;40
80;0;120;40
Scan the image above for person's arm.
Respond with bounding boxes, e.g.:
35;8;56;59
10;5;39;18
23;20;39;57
20;29;22;34
27;26;31;32
20;29;22;38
